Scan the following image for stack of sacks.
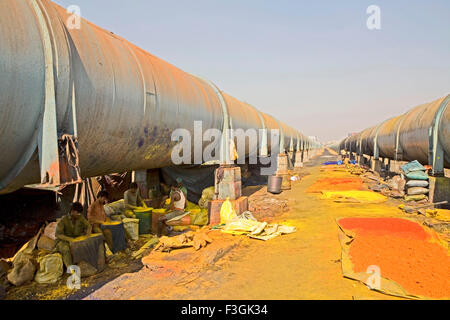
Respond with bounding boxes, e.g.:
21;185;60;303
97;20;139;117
401;161;429;202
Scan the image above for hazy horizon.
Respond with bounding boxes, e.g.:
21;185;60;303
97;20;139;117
53;0;450;143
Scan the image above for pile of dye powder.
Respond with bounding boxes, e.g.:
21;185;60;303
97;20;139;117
322;191;386;203
306;177;363;193
338;217;450;299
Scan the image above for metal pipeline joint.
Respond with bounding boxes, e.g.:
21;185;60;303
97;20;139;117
0;0;316;195
339;95;450;176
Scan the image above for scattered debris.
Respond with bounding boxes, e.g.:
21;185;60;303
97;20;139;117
132;236;159;259
220;212;296;241
154;230;213;253
399;201;448;214
248;191;289;220
424;208;450;222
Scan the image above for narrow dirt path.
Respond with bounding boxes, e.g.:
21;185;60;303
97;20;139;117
87;152;407;300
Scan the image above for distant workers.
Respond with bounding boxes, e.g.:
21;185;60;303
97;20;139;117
55;202;92;268
87;190;113;249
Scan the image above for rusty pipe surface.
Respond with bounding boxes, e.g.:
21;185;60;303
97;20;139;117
339;95;450;169
0;0;315;194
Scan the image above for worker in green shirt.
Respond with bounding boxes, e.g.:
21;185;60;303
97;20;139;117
55;202;92;268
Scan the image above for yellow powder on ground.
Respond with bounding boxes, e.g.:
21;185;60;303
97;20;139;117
426;209;450;222
321;191;387;203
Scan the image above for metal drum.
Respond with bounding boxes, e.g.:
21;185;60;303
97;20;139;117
267;175;282;194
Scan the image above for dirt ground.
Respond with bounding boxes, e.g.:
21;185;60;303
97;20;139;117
5;150;448;300
83;151;445;300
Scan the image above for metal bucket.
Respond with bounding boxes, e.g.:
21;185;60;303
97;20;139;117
267;175;282;194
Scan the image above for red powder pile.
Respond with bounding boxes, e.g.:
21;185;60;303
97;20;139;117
307;177;363;193
338;217;450;299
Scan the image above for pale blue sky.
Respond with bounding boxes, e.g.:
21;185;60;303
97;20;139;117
54;0;450;142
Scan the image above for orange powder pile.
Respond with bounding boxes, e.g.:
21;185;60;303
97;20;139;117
307;177;363;193
338;217;450;299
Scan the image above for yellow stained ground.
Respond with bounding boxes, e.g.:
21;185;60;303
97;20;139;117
133;165;407;300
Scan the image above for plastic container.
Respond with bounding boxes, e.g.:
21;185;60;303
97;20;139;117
267;175;282;194
100;221;127;253
134;209;152;234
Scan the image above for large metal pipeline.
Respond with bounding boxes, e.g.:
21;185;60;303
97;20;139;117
340;95;450;175
0;0;315;195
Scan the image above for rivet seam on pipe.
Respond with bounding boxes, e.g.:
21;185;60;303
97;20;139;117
29;0;60;184
429;95;450;173
195;77;231;164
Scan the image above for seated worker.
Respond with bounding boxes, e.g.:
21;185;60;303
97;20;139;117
175;178;187;199
123;182;147;218
161;178;187;208
55;202;92;268
340;149;347;162
87;191;113;249
157;186;186;237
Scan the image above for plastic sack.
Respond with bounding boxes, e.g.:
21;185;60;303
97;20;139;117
407;187;429;196
405;170;428;181
220;198;237;225
34;253;63;284
7;259;36;286
405;194;427;202
186;201;201;210
388;175;406;191
401;160;426;174
406;180;429;188
189;209;209;226
104;199;125;216
122;218;139;241
37;235;56;251
201;186;215;200
323;161;340;165
43;222;58;241
198;187;215;209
